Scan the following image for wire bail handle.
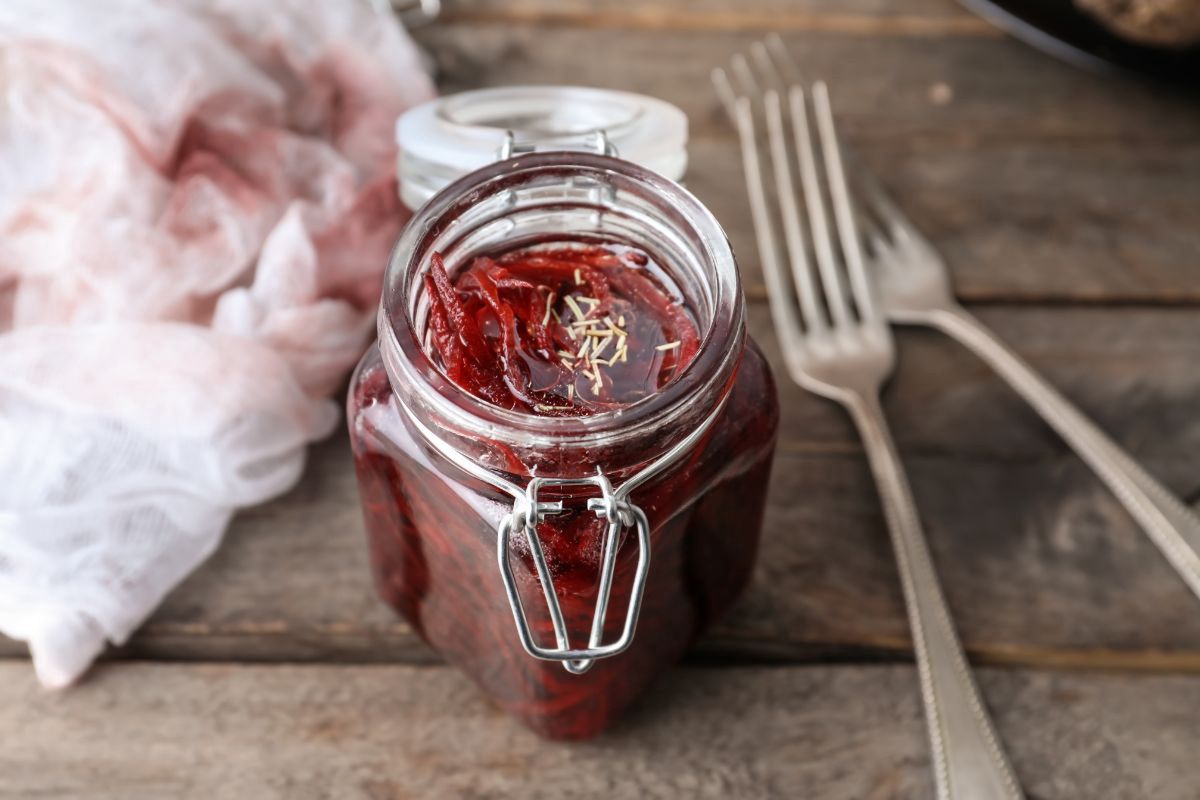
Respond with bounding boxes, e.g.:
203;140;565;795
493;389;728;673
387;384;728;674
497;129;618;161
497;471;652;675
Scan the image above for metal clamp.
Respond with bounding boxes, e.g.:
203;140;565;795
497;473;651;675
497;129;618;161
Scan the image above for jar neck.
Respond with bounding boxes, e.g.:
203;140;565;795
378;152;744;480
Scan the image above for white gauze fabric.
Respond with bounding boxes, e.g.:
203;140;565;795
0;0;435;688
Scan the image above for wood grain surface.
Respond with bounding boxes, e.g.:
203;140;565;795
419;22;1200;303
2;306;1195;668
5;0;1200;795
437;0;991;34
3;661;1197;800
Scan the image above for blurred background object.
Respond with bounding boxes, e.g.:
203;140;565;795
1078;0;1200;47
0;0;434;689
960;0;1200;86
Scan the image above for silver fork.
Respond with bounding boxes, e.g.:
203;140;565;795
855;170;1200;603
715;44;1024;800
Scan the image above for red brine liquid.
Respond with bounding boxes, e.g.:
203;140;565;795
424;245;699;415
349;242;778;739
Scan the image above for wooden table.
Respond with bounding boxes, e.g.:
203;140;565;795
5;1;1200;797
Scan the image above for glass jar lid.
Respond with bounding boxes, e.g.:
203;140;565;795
395;85;689;211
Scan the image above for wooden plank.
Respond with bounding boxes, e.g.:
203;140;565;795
433;0;989;35
706;307;1200;667
696;139;1200;305
415;24;1200;303
420;24;1200;143
719;449;1200;669
749;304;1200;461
114;439;1200;669
2;305;1196;667
3;661;1198;799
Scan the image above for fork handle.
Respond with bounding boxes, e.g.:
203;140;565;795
846;391;1024;800
932;305;1200;601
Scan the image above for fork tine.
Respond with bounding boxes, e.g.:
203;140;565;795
765;88;825;332
711;66;738;124
750;42;783;90
852;163;919;248
850;179;888;249
812;81;879;323
764;33;802;83
731;53;761;97
789;84;852;329
749;45;826;332
726;92;806;357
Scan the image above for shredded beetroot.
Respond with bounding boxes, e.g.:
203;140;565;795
424;246;699;416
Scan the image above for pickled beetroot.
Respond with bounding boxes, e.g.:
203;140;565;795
350;238;779;740
424;245;699;416
350;341;778;739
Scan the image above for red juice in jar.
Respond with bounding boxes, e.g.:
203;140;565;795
349;151;778;739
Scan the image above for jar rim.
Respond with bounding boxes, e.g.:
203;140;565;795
377;151;744;452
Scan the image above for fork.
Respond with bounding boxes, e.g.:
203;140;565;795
854;168;1200;603
715;45;1024;800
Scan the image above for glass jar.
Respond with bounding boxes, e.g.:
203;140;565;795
350;115;777;740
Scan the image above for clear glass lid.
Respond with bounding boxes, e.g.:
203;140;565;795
395;85;689;211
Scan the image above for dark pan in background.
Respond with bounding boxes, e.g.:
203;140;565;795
961;0;1200;92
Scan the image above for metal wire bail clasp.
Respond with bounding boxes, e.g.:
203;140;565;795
497;129;618;161
496;472;651;675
